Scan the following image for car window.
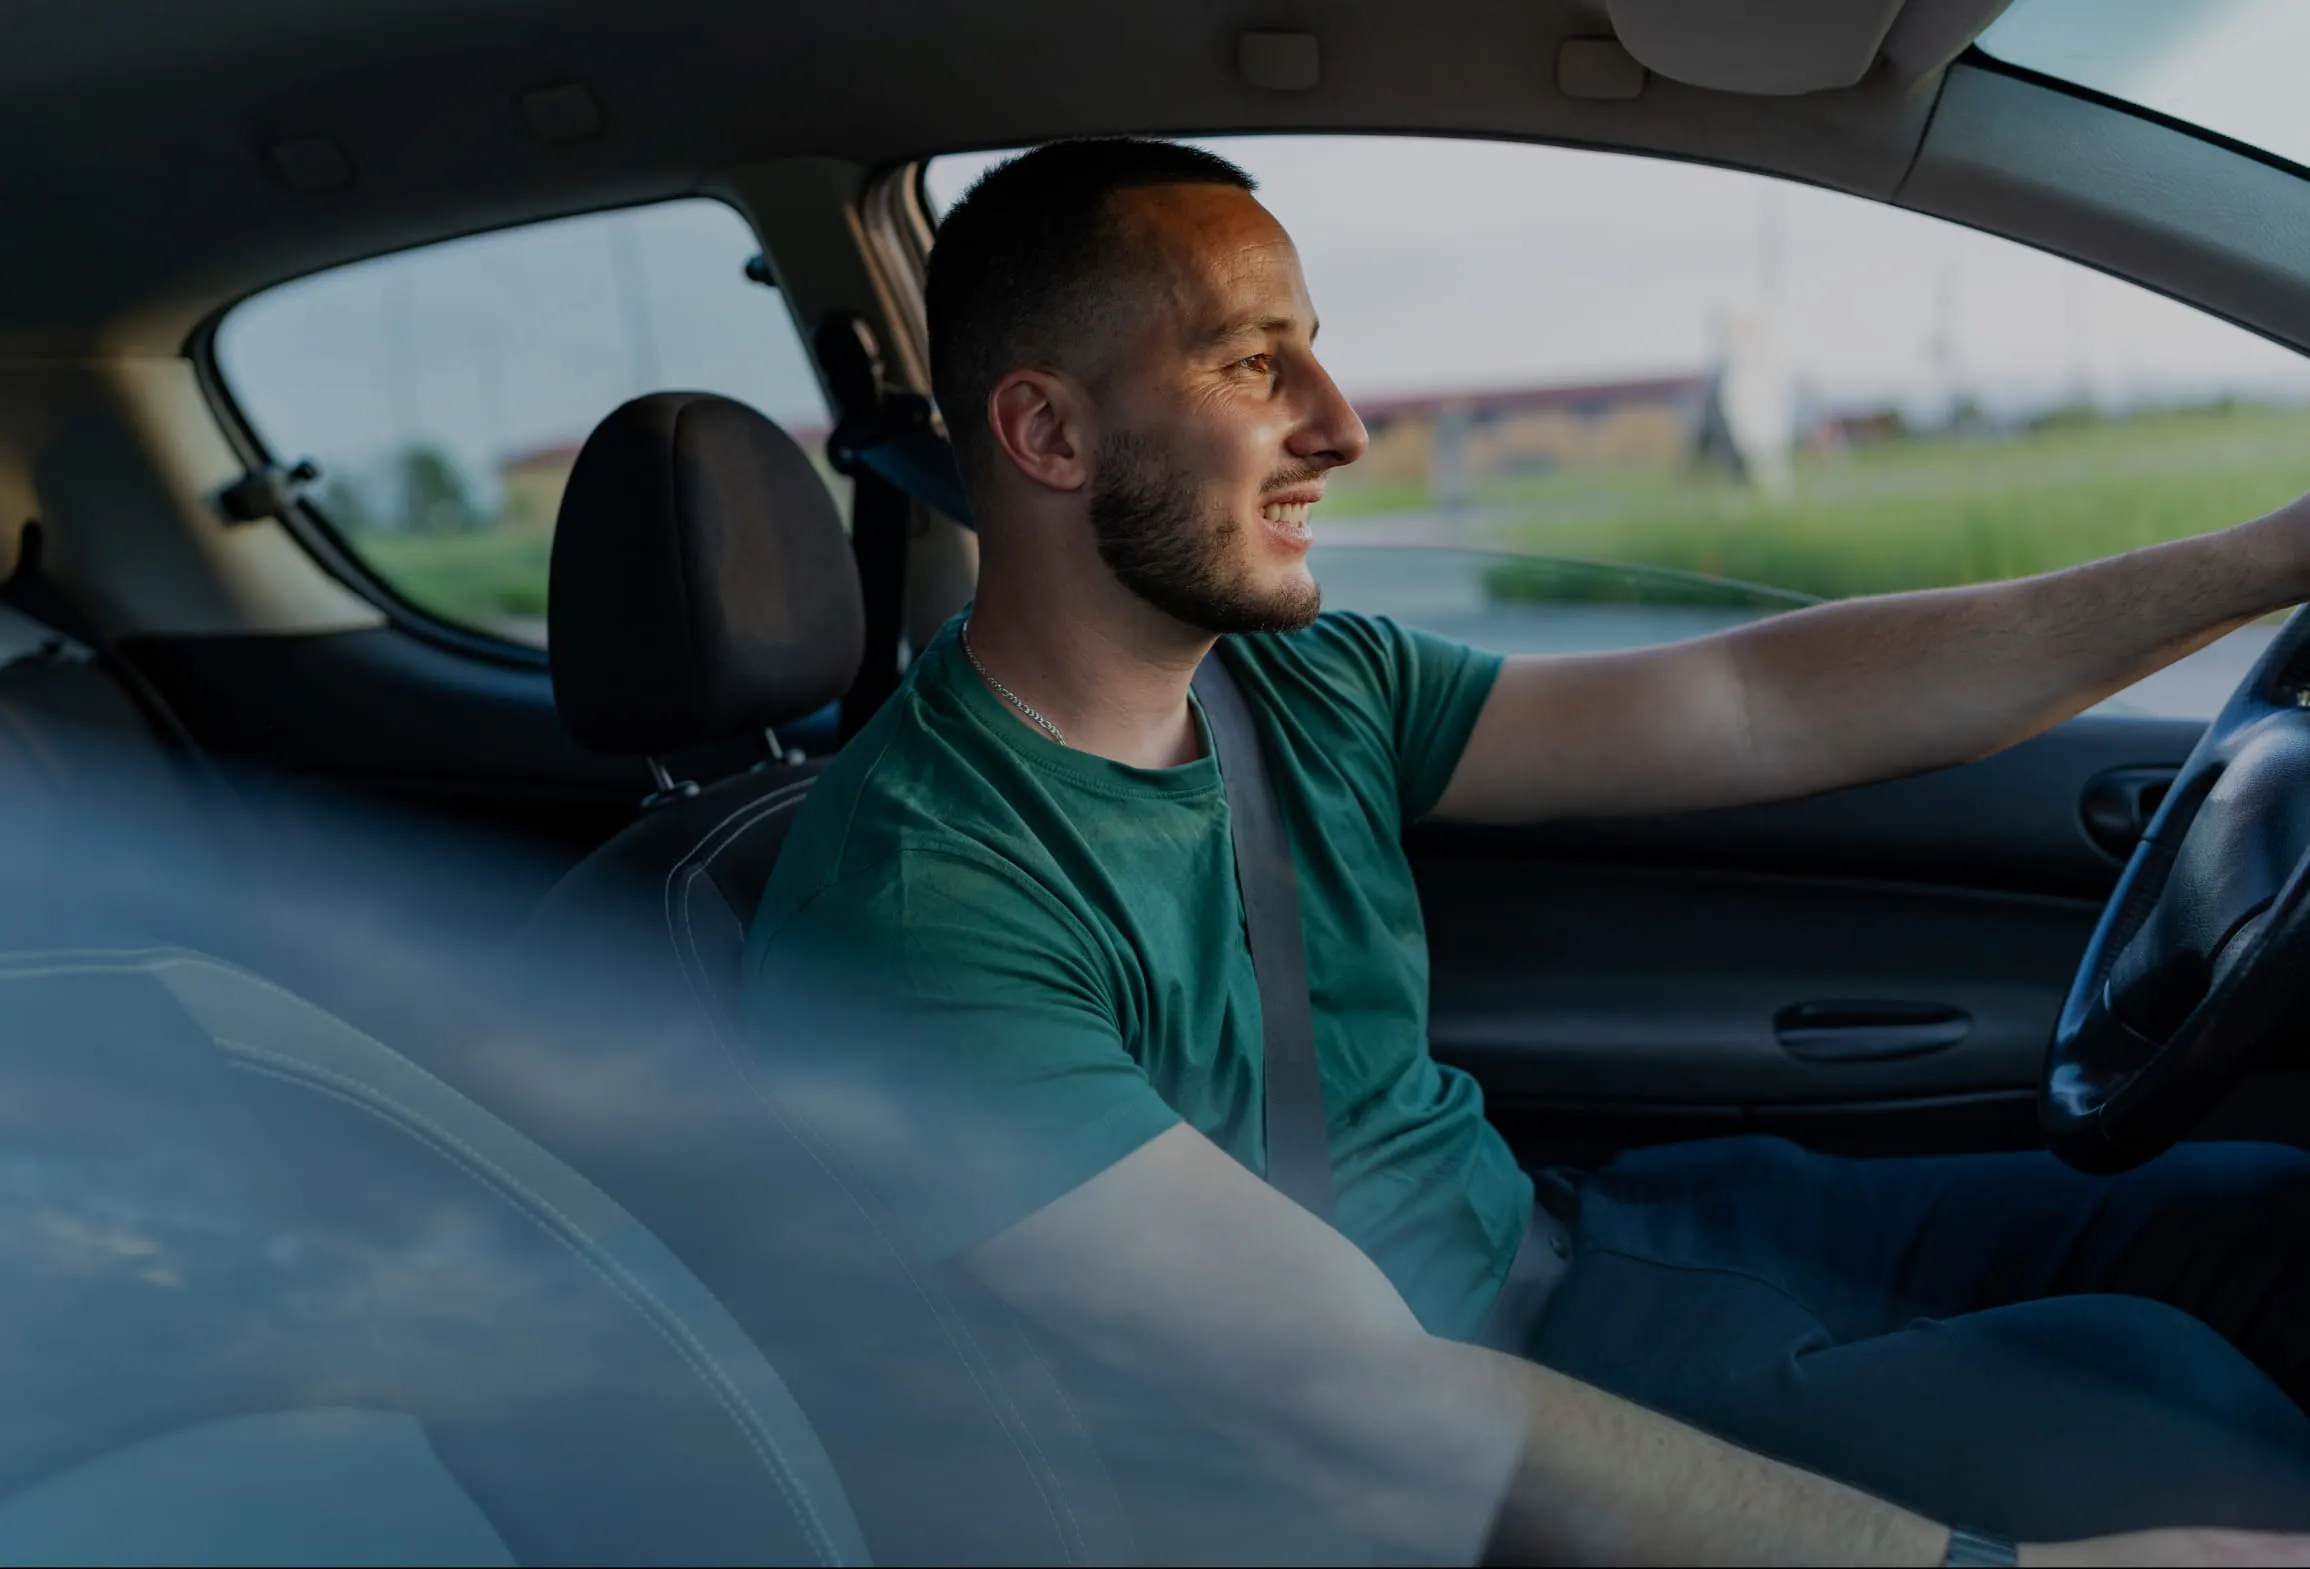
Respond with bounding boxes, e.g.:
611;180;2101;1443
925;137;2310;717
213;198;836;647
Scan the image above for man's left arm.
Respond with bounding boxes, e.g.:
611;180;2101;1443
1432;496;2310;825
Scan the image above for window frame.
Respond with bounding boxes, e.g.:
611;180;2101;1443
1966;36;2310;190
897;122;2310;726
189;311;544;669
189;193;812;669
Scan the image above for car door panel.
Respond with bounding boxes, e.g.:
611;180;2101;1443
1424;863;2096;1101
1409;714;2206;1163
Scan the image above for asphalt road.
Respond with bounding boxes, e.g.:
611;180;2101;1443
1307;539;2276;722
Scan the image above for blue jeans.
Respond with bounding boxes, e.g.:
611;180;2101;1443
1520;1136;2310;1539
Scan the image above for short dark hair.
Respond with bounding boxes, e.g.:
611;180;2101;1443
926;138;1256;482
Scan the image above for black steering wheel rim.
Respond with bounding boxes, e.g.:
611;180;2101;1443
2044;603;2310;1172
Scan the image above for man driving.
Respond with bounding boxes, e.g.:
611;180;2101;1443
747;138;2310;1565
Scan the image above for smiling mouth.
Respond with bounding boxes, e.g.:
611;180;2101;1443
1259;500;1314;528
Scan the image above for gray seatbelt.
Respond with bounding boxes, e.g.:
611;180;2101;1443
824;420;1338;1218
1193;649;1336;1223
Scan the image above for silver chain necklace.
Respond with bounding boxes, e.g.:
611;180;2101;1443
960;618;1066;746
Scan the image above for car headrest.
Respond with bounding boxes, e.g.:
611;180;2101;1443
548;393;863;756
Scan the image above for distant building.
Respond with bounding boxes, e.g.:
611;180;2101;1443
1350;313;1808;505
1805;407;1909;452
498;442;584;532
1356;375;1711;500
1354;359;1801;506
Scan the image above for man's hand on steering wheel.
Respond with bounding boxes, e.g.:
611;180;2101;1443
2027;1525;2310;1566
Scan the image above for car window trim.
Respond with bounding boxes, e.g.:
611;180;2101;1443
1958;44;2310;194
186;312;549;672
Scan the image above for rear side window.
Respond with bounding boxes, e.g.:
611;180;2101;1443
213;198;834;647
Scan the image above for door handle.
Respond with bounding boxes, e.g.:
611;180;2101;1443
1773;1001;1970;1062
2079;766;2178;858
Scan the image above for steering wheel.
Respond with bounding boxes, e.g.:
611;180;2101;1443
2046;605;2310;1172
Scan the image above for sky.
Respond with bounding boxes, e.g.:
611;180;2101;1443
217;131;2310;518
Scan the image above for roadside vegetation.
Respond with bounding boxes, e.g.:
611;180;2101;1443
358;528;554;624
1333;400;2310;606
318;443;849;642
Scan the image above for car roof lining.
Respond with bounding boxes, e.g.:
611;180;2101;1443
0;0;1965;358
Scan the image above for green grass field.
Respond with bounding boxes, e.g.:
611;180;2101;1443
355;527;554;629
1345;402;2310;603
342;402;2310;633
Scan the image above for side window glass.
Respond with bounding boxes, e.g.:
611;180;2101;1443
926;139;2310;718
213;199;836;647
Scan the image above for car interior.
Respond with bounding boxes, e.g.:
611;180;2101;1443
9;0;2310;1560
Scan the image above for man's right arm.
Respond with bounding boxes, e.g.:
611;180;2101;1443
964;1124;2310;1567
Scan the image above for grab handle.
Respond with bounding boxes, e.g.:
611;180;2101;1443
1773;1001;1970;1063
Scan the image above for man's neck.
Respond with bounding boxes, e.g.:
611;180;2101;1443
964;566;1210;770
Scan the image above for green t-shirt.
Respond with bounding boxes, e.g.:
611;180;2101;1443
744;610;1529;1340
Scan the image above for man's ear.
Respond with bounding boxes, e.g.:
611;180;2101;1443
987;369;1094;494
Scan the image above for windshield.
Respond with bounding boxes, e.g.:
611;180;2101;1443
1977;0;2310;170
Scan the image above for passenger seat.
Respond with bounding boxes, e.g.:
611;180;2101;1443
539;391;860;1019
0;947;866;1565
516;392;1133;1564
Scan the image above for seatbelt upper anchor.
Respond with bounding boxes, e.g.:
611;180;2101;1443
213;458;322;525
813;312;975;527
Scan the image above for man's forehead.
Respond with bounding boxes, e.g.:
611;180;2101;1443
1107;184;1311;339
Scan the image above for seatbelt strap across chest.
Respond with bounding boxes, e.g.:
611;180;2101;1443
1193;649;1336;1223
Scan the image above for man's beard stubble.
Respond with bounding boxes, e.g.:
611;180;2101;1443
1088;432;1323;636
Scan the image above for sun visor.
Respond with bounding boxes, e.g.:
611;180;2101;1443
1605;0;2010;96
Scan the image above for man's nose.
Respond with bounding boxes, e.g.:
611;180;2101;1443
1288;357;1369;470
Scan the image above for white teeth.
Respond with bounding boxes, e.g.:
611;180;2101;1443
1260;501;1312;526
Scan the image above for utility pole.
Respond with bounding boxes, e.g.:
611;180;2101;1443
474;320;510;527
1929;262;1961;428
2065;273;2091;412
384;273;420;533
609;213;663;393
1757;183;1783;315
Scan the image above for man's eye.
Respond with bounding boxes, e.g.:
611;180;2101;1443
1237;353;1276;375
